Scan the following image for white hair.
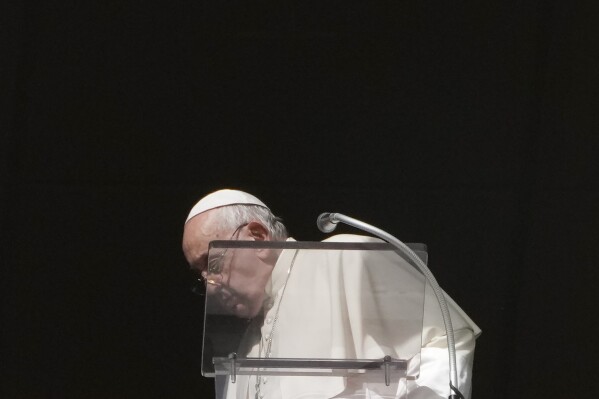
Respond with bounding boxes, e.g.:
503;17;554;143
206;204;288;240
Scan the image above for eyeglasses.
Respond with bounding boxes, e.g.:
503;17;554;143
190;223;248;296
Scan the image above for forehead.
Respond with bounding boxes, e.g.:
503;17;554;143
182;211;225;262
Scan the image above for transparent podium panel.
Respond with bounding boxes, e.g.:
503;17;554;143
201;239;427;399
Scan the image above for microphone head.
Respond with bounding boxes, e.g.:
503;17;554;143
317;213;338;233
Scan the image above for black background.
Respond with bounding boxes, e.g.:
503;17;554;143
2;1;598;398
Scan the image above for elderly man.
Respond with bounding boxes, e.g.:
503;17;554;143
182;189;481;399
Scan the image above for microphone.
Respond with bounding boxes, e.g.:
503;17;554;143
316;213;339;233
315;212;464;398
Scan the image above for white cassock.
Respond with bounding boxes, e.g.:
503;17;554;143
224;235;481;399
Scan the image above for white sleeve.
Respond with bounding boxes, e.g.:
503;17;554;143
408;328;477;399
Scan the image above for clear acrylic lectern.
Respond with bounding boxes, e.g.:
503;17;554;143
201;238;427;399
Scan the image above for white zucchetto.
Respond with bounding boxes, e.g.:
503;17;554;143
185;189;269;224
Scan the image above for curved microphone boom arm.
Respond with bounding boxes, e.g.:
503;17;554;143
317;213;464;399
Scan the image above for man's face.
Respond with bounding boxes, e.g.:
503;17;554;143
182;211;273;318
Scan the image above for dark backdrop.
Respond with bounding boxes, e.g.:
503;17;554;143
2;1;598;398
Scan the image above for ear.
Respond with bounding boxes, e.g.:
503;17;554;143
246;221;270;241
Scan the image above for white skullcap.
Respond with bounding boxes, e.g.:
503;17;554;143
185;189;269;224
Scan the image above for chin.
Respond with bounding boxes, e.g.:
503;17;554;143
233;303;260;319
